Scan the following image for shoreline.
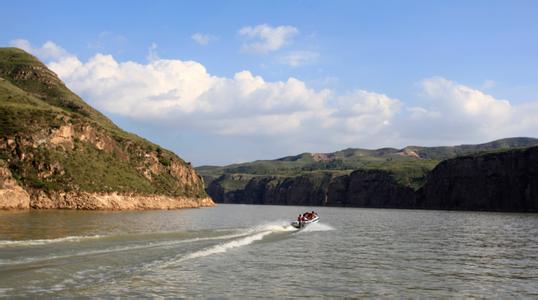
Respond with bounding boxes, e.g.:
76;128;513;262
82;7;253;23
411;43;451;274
0;190;215;210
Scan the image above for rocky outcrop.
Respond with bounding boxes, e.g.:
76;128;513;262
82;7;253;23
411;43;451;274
209;173;334;206
0;160;30;209
28;190;213;210
327;170;416;208
0;128;214;210
418;147;538;212
0;47;213;210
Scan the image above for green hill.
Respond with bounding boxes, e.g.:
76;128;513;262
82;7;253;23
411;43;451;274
197;137;538;196
0;47;210;209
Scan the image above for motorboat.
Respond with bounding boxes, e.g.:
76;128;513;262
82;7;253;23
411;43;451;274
291;212;319;229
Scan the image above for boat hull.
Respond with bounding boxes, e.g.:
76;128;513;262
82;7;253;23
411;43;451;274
291;216;319;229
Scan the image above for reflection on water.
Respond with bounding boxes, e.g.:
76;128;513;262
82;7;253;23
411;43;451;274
0;205;537;297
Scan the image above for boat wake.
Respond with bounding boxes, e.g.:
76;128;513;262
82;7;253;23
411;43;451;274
165;221;333;266
298;222;334;233
169;222;293;264
0;232;251;267
0;235;105;248
0;221;334;269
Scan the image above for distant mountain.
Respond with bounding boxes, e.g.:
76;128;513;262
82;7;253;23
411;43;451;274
197;138;538;211
0;48;213;209
403;137;538;160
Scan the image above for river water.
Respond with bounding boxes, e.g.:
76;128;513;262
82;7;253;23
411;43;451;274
0;204;537;298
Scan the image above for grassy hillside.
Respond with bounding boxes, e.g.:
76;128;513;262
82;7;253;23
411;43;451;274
198;137;538;193
0;48;119;131
0;47;206;198
404;138;538;160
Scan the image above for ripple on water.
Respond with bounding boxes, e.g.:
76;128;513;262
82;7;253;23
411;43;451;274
0;205;537;298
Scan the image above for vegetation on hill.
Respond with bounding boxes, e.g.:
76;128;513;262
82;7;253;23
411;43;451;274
198;137;538;196
0;47;207;199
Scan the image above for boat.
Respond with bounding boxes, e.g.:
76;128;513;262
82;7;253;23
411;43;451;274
291;212;319;229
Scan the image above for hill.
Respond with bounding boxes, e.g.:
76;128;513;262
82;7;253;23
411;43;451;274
197;138;538;206
0;47;213;209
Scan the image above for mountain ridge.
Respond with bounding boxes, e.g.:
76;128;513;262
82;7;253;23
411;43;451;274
199;137;538;169
198;137;538;211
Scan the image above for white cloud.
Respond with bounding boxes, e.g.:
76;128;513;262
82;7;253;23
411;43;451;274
191;33;216;45
35;41;397;148
420;77;511;119
398;77;537;143
239;24;298;53
13;40;538;163
10;39;73;60
277;50;319;67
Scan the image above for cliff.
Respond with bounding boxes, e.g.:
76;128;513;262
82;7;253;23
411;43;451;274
0;47;213;210
213;173;334;206
203;146;538;212
198;138;538;203
418;146;538;212
327;170;416;208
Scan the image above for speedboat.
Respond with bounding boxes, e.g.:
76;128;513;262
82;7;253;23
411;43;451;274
291;212;319;229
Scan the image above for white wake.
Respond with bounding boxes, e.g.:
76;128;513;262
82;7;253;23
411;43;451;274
156;222;294;267
0;232;252;266
166;221;332;265
298;222;334;232
0;235;105;248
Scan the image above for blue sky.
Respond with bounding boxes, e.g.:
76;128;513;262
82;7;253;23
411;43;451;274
2;1;538;165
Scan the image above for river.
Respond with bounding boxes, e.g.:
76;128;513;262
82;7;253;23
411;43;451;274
0;204;537;297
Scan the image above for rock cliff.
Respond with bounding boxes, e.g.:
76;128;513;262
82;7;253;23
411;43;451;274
211;173;334;206
0;47;213;210
327;170;416;208
205;147;538;212
418;146;538;212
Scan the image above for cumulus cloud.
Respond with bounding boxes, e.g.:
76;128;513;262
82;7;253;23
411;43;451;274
13;40;538;163
397;77;537;143
10;39;73;60
239;24;298;53
37;41;397;149
420;77;511;120
277;50;319;67
191;33;217;45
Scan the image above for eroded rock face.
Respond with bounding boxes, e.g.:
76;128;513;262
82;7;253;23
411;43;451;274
208;173;335;206
0;47;212;210
327;170;416;208
28;190;214;210
418;147;538;212
0;160;30;209
0;156;214;210
207;147;538;212
0;120;209;202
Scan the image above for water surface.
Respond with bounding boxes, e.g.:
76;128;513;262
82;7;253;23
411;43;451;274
0;205;537;297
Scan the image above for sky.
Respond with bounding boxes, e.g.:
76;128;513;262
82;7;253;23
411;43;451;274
2;0;538;165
